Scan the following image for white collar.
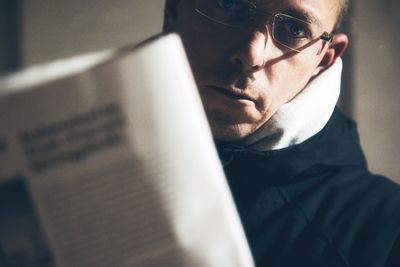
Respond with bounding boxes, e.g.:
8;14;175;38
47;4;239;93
239;58;343;151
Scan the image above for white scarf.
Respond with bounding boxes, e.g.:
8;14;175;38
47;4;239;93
239;58;343;151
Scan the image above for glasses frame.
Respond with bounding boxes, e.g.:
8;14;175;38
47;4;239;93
194;0;333;56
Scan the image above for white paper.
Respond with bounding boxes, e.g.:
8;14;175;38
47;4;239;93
0;34;255;267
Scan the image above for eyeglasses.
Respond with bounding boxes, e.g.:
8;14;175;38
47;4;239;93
195;0;333;55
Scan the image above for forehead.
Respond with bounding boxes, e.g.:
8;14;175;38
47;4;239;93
251;0;339;29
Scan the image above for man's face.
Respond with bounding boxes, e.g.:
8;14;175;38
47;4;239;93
169;0;342;141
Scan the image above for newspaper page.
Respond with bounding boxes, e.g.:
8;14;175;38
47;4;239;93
0;34;255;267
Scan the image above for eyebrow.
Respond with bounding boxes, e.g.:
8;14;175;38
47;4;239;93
280;7;322;27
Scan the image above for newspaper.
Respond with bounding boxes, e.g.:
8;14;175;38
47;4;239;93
0;34;255;267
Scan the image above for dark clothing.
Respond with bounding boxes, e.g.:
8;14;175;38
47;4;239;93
216;108;400;267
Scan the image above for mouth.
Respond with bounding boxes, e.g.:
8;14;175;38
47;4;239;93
206;85;254;102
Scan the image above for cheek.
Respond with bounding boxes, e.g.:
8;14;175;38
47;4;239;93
178;24;213;58
177;15;239;71
180;33;231;85
277;58;320;97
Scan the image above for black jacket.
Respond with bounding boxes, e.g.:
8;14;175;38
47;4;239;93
216;108;400;267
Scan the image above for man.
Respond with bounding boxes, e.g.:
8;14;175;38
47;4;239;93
163;0;400;266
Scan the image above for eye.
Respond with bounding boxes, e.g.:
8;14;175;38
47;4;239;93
217;0;238;10
272;15;315;49
284;22;309;38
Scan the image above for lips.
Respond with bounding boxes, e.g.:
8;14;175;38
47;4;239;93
206;85;254;102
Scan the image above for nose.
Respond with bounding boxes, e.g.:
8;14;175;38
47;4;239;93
229;30;268;73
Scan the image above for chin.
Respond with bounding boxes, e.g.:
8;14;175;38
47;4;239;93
205;109;270;141
210;122;258;141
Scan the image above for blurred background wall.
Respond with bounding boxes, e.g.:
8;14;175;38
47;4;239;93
1;0;399;182
22;0;165;64
352;0;400;181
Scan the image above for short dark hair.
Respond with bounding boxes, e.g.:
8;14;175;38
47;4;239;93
335;0;350;30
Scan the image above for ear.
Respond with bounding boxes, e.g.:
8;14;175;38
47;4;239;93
163;0;180;33
313;33;349;75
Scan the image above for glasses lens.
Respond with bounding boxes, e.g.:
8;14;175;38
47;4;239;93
195;2;328;55
195;0;255;27
272;14;324;55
